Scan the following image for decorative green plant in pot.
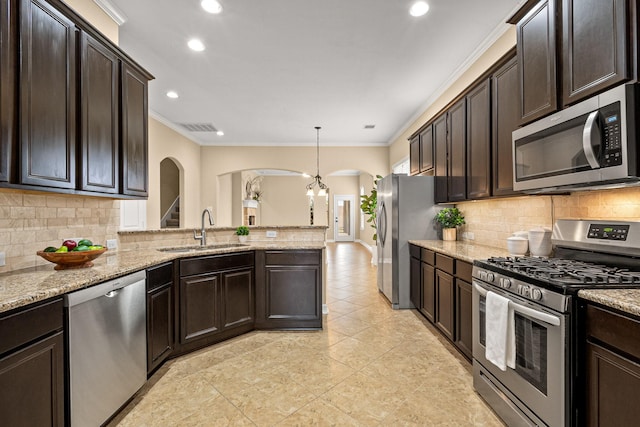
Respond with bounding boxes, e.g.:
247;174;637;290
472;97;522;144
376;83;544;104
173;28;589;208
435;207;465;241
360;175;383;241
235;226;250;243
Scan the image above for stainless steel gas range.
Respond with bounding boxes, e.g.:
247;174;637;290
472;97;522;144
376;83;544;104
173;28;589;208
472;219;640;427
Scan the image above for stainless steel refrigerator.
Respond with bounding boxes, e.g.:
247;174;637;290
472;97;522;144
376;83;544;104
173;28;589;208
376;174;439;309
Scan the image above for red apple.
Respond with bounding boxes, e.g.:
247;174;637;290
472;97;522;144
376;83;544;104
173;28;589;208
62;239;77;251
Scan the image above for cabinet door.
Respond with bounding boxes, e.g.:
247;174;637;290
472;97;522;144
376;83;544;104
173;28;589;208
409;135;420;176
20;0;76;189
0;331;64;426
492;54;520;197
222;269;254;330
448;98;466;202
0;0;16;183
180;273;221;343
421;263;435;323
80;32;119;194
586;342;640;426
517;0;558;124
410;254;421;310
419;125;434;173
433;114;448;203
435;269;455;341
466;79;491;199
455;279;473;360
121;62;149;197
147;283;173;374
562;0;629;106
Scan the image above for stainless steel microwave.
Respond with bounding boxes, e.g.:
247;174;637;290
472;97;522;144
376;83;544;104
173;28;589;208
512;83;640;193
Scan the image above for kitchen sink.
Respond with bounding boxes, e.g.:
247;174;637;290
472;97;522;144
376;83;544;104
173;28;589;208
158;243;249;253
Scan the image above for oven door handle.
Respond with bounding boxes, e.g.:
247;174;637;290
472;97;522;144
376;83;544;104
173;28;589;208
473;283;561;326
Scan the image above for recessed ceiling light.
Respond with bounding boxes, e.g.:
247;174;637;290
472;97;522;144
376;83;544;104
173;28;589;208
201;0;222;14
188;38;205;51
410;1;429;17
166;91;179;99
216;130;224;136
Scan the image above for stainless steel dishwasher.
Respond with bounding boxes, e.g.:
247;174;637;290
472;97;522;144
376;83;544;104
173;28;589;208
65;270;147;426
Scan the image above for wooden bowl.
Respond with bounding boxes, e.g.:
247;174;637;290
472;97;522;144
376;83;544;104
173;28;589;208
37;248;108;270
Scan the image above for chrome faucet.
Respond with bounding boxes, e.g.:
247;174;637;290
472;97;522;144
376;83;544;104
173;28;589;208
194;209;214;246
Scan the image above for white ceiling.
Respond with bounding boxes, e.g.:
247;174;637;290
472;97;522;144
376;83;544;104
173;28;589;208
108;0;524;147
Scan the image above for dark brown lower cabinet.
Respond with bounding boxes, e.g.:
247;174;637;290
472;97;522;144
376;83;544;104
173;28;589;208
585;303;640;426
0;298;65;426
146;262;174;375
421;263;435;323
178;252;254;353
410;246;421;309
455;279;473;360
435;269;455;341
255;250;322;329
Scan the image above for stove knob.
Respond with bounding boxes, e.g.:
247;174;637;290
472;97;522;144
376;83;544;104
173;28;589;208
531;288;543;301
519;285;530;297
487;273;495;282
500;278;512;289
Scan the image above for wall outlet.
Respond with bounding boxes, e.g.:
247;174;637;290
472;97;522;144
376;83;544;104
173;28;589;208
0;252;5;267
266;230;277;238
462;232;475;240
106;239;118;250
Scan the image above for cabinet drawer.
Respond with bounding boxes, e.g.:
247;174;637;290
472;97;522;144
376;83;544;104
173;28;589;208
456;261;473;282
435;253;454;275
421;248;435;265
264;250;321;266
409;244;421;258
147;262;173;291
180;252;254;277
0;299;63;355
587;304;640;359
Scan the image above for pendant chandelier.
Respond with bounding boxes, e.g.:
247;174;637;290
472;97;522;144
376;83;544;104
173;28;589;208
305;126;329;197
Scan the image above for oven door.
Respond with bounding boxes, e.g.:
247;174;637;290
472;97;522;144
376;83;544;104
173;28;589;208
472;280;569;427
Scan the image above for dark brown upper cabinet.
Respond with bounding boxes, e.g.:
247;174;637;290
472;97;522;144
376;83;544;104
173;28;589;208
80;32;119;194
409;135;420;175
448;98;466;202
466;79;491;199
433;114;448;203
491;53;520;197
409;125;434;176
516;0;558;125
121;63;149;197
19;0;77;189
561;0;630;106
0;0;16;183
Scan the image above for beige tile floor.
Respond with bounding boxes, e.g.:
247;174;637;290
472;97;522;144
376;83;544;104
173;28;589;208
111;242;504;426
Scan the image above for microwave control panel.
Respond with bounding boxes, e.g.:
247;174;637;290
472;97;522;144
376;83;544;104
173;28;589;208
600;102;622;167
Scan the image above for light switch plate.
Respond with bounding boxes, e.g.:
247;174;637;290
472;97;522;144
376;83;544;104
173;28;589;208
462;232;475;240
266;230;277;238
0;252;5;267
106;239;118;249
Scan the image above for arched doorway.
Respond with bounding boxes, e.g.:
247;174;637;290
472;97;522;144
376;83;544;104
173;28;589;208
160;158;181;228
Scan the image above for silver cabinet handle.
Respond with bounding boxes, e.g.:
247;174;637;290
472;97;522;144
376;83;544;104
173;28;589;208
105;290;119;298
582;111;601;169
473;282;561;326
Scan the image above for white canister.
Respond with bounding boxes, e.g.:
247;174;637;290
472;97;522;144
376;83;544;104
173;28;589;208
528;227;552;257
507;236;528;256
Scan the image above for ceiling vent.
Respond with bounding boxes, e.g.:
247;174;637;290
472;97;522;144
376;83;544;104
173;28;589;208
364;124;376;129
179;123;219;132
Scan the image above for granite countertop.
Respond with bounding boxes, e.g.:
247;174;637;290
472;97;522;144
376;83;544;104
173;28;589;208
577;289;640;318
0;241;325;314
408;240;510;263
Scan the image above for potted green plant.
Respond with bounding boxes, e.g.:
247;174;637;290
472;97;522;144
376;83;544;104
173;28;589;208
435;207;465;241
360;175;382;242
235;226;250;243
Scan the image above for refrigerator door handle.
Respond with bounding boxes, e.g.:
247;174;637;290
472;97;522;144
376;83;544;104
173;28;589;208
378;202;387;246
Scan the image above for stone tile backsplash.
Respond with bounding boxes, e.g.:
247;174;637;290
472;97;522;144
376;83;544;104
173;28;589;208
0;189;119;273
